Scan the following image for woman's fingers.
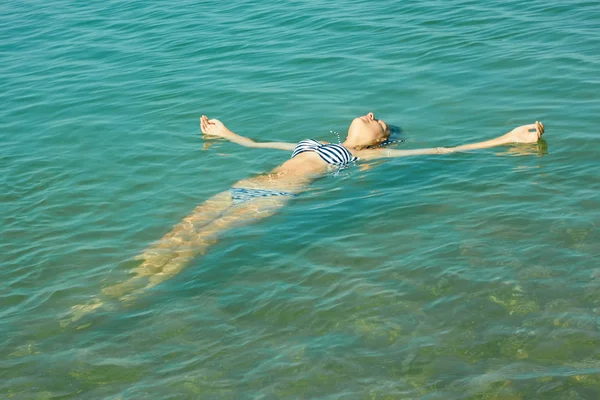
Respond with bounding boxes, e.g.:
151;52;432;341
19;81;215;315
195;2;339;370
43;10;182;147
530;121;544;140
537;121;545;136
200;115;214;134
521;121;545;140
200;117;207;133
523;123;538;132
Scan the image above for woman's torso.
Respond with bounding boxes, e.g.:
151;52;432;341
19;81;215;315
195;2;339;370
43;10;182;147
232;140;359;192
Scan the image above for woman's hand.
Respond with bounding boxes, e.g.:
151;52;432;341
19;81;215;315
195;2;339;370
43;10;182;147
506;121;545;143
200;115;233;139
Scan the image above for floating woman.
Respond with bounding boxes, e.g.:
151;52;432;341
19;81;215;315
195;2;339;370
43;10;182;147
66;113;545;322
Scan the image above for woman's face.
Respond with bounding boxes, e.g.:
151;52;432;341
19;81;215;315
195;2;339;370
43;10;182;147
348;112;390;145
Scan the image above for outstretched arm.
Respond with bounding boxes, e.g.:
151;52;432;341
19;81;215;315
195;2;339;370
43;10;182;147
200;115;296;151
360;122;545;160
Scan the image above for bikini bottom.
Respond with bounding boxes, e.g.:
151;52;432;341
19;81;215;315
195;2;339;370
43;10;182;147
229;187;296;205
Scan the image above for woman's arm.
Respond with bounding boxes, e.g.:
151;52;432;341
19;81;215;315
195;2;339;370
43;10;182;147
360;122;545;160
200;115;296;151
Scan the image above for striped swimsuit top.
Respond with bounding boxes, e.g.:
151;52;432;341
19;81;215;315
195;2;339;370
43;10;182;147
291;139;358;167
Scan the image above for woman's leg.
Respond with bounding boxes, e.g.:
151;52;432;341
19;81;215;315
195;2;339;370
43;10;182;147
65;190;289;324
122;194;288;299
99;190;236;298
130;191;236;278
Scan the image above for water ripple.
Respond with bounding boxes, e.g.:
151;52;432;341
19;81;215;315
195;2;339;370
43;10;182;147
2;0;600;398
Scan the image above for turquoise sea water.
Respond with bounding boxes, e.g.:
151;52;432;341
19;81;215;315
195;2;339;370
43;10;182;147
2;0;599;398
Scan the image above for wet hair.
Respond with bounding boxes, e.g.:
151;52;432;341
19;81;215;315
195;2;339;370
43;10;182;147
368;125;405;148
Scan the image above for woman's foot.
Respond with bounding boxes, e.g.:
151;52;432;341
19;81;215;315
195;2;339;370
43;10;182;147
60;298;104;327
506;121;545;143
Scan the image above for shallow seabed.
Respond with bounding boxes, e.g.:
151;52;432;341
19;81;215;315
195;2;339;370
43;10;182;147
2;0;599;398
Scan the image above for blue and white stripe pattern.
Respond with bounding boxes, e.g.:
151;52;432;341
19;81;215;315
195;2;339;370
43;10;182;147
291;139;358;167
230;187;295;204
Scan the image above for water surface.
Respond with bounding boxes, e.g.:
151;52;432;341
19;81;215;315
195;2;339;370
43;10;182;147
1;0;599;398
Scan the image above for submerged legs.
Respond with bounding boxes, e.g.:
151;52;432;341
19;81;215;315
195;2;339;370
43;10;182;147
123;194;286;297
64;190;290;324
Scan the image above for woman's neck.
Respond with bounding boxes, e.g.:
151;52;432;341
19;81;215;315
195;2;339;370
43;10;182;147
341;138;371;151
